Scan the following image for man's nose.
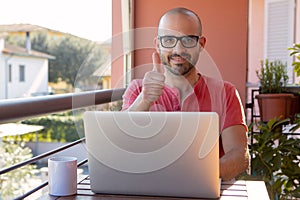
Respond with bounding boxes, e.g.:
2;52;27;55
173;40;186;53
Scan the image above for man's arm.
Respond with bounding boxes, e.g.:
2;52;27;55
219;125;249;181
125;52;165;111
126;93;154;111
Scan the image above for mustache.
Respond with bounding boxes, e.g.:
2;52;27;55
168;53;191;61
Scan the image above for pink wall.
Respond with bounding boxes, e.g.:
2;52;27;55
111;0;124;88
246;0;264;120
112;0;248;105
248;0;264;86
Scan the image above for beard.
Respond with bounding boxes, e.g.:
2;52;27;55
160;53;196;76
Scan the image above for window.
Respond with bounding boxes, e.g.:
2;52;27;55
264;0;295;83
19;65;25;82
8;64;12;82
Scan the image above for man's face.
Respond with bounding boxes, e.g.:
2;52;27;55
156;13;204;76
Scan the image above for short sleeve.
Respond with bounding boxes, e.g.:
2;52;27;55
223;85;248;132
121;79;143;111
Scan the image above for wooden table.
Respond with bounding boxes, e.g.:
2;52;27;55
39;175;270;200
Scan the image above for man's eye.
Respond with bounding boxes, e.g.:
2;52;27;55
183;37;194;43
164;38;175;43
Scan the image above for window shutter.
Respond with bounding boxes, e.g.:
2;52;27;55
264;0;295;83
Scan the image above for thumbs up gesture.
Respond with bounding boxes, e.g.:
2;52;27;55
152;52;164;73
141;52;165;104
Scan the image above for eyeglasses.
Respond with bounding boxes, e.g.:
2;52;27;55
158;35;200;48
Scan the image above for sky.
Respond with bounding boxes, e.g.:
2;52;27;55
0;0;112;42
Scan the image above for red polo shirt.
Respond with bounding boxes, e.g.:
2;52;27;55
122;74;247;157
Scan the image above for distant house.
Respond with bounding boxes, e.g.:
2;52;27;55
0;36;55;99
93;42;112;89
0;24;68;41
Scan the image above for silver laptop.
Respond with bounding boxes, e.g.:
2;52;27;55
83;111;220;198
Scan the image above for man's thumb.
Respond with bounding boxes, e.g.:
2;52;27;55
152;52;164;73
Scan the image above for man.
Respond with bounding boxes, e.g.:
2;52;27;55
122;7;249;181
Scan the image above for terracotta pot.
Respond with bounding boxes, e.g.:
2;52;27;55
255;93;295;122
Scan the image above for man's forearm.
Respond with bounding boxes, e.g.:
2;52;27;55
126;95;152;111
219;147;249;181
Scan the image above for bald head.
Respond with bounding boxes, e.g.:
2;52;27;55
158;8;203;36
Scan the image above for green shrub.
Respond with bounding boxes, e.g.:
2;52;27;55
250;118;300;199
0;140;37;199
256;59;288;94
19;112;84;142
288;44;300;78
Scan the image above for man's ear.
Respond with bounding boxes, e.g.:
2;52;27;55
199;36;206;48
153;37;160;53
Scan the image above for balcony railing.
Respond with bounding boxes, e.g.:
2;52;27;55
0;88;126;199
2;88;299;199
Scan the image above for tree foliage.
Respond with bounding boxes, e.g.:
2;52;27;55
288;43;300;79
48;36;97;85
256;59;288;94
250;118;300;200
6;33;105;87
0;140;36;199
19;112;85;142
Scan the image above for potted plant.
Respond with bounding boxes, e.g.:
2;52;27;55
256;59;295;122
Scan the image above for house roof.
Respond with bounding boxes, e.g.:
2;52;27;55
0;23;89;60
2;43;55;60
0;23;89;41
0;24;62;34
0;24;57;59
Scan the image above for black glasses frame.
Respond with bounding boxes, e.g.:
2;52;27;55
158;35;201;48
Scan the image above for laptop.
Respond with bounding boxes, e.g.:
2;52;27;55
83;111;220;198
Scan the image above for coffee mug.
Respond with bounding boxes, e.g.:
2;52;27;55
48;156;77;196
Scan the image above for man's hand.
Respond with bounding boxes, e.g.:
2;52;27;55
125;52;165;111
141;52;165;105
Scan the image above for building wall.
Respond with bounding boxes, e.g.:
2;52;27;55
112;0;248;105
246;0;300;122
0;55;49;99
111;0;125;88
248;0;300;86
247;0;264;120
248;0;264;87
7;31;68;42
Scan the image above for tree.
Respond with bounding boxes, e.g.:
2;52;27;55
6;33;105;88
0;140;37;199
48;36;99;85
31;32;49;53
